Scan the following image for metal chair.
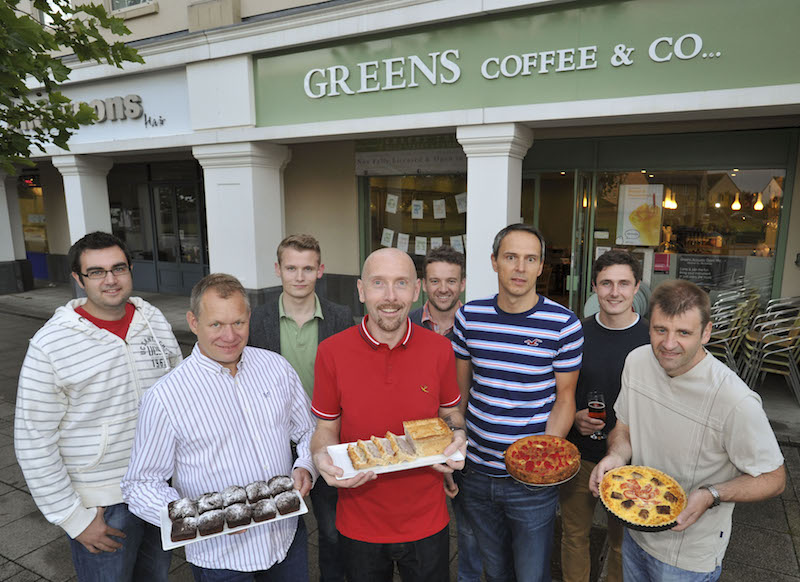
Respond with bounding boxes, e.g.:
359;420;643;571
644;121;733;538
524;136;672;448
739;314;800;406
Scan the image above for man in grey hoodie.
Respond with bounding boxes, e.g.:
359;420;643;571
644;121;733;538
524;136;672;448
14;231;181;581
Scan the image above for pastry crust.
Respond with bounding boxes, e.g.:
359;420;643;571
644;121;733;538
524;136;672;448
403;417;453;457
386;431;417;462
599;465;686;529
347;442;370;470
504;435;581;485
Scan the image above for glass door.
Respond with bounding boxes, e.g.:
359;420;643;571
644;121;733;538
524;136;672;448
154;183;207;294
571;172;594;316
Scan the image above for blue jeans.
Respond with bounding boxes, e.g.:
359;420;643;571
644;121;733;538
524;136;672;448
190;519;308;581
622;529;722;582
452;470;484;582
460;468;559;582
68;503;171;582
340;524;450;582
309;477;344;582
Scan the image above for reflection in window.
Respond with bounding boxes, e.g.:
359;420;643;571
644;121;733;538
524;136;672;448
111;0;150;9
367;175;467;276
109;167;154;261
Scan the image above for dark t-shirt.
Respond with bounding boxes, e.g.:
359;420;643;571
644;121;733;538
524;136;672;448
568;314;650;462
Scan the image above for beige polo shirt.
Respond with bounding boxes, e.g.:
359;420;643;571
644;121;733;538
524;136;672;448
615;345;783;573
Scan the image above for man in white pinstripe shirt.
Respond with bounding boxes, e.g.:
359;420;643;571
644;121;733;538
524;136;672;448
122;273;318;582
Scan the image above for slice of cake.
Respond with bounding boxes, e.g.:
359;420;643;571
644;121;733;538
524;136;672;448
275;491;301;515
246;480;270;504
225;503;253;528
268;475;294;496
252;498;277;522
170;516;197;542
168;497;197;520
197;492;223;514
197;509;225;536
221;485;246;507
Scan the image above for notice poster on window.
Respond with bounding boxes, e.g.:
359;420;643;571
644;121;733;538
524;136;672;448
411;200;424;219
433;199;446;219
676;256;746;288
396;232;409;253
617;185;664;246
455;192;467;214
431;237;443;249
385;194;399;214
381;228;394;247
450;235;464;254
415;236;428;255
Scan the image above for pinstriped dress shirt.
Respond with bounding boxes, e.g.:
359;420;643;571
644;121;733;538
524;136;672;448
122;344;317;572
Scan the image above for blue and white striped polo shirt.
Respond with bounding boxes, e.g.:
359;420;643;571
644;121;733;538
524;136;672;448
453;295;583;476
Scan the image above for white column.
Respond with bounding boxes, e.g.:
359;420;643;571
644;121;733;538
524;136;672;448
0;171;26;262
457;123;534;301
193;142;291;291
50;155;113;242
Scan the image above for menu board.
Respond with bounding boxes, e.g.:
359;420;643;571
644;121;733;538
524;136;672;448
676;255;746;288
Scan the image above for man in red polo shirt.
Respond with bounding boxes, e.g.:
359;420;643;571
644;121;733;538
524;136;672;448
311;247;467;582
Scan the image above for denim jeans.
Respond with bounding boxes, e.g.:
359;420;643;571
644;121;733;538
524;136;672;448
622;529;722;582
68;503;171;582
340;524;450;582
452;470;484;582
190;519;308;582
309;477;344;582
460;468;559;582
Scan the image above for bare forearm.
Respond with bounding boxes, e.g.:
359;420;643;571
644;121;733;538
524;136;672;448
439;407;466;431
455;359;472;417
545;396;575;437
310;420;340;458
715;465;786;504
605;423;632;464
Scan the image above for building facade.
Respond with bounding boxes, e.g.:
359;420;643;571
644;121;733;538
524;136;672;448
2;0;798;316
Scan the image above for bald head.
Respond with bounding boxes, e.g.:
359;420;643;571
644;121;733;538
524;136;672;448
361;248;417;280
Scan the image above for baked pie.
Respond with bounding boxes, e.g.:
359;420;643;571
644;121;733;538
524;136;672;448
600;465;686;530
504;435;581;485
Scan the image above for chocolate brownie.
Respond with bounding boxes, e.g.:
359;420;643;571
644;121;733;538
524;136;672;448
168;497;197;520
268;475;294;496
246;480;270;504
197;492;223;514
275;491;300;515
252;498;277;522
225;503;253;528
197;509;225;536
171;517;197;542
221;485;247;507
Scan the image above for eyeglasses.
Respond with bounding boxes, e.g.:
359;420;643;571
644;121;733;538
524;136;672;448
80;264;131;280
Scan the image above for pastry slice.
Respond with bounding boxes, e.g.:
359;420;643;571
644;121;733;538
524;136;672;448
347;442;371;470
358;439;389;466
386;431;417;462
371;435;399;464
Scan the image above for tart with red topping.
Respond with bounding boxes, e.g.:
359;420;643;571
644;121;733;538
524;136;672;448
504;435;581;485
600;465;686;530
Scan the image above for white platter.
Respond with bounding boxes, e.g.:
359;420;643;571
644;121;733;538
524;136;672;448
327;436;465;480
160;491;308;550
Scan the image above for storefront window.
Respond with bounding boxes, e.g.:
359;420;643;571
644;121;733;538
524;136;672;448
366;174;467;275
593;169;784;297
109;165;154;261
17;175;48;254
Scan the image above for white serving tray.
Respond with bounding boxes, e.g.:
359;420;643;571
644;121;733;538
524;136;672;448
160;491;308;550
328;436;465;480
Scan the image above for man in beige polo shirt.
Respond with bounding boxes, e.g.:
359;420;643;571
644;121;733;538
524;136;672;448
589;279;785;582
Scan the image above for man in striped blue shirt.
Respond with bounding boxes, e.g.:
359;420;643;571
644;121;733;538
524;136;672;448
452;224;583;582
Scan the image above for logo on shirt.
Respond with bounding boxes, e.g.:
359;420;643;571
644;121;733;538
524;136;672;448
524;338;543;347
420;385;429;393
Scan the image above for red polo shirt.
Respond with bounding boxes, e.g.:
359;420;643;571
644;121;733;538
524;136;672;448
312;317;461;543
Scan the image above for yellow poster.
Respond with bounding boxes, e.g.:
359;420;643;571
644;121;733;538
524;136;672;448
617;185;664;246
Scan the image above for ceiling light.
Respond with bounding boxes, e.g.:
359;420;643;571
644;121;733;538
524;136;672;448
731;192;741;211
754;192;764;211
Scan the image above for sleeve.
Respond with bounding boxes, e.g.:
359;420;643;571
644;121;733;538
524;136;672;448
438;343;461;408
310;341;342;420
553;314;583;372
451;306;471;360
284;362;319;481
722;393;784;478
120;389;180;527
14;341;97;538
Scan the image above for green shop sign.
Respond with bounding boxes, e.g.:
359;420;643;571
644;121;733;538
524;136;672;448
254;0;799;127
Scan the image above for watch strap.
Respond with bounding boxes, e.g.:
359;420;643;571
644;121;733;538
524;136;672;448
699;484;721;508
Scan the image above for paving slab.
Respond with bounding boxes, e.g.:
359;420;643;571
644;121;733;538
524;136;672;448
0;491;39;529
732;496;789;532
720;561;800;582
0;445;18;471
0;511;66;561
15;536;74;582
0;465;30;493
3;567;43;582
726;523;800;577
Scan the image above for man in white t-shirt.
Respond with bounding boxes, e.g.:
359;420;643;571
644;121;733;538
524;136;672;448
589;279;785;582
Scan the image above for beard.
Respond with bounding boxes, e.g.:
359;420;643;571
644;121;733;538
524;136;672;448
373;303;405;332
429;294;459;313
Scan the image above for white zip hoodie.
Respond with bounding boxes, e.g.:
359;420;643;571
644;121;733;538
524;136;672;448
14;297;182;538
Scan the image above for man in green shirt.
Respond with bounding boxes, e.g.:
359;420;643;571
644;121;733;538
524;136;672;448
249;233;354;582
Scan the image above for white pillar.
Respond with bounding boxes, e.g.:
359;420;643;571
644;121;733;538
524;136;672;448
0;171;26;262
51;155;113;242
457;123;534;301
193;142;291;292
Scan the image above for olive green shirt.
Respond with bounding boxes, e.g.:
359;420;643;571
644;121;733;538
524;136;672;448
278;293;323;398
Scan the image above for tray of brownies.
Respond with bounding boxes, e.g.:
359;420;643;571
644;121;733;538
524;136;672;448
160;475;307;550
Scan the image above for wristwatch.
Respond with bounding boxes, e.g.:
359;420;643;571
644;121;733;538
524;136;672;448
699;484;721;508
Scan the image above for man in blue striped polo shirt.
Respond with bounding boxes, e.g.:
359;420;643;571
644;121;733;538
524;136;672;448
452;224;583;582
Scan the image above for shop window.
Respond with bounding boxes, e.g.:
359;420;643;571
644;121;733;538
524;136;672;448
17;175;48;254
366;174;467;276
593;169;784;297
108;164;154;261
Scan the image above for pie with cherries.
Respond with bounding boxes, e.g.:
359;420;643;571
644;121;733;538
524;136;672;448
504;435;581;485
600;465;686;529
